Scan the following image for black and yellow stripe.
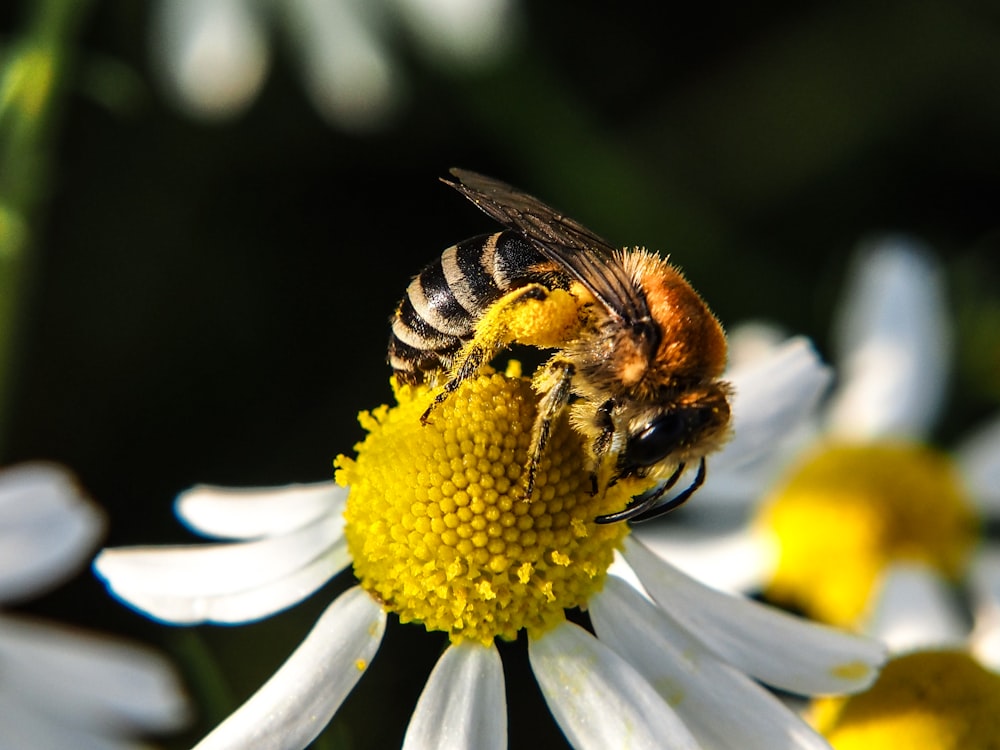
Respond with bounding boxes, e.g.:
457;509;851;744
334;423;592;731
389;231;562;383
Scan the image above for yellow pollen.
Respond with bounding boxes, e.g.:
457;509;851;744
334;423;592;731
832;661;875;682
335;365;645;645
757;442;978;627
811;650;1000;749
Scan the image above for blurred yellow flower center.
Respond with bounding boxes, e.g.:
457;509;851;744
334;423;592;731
335;364;641;645
812;650;1000;749
758;442;978;627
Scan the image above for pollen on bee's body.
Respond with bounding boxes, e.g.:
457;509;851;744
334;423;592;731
335;365;650;645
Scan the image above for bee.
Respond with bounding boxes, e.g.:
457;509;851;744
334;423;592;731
388;169;731;523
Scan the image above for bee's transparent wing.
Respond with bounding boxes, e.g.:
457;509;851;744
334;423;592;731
444;168;650;325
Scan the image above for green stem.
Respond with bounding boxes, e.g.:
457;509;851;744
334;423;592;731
167;629;236;729
0;0;93;454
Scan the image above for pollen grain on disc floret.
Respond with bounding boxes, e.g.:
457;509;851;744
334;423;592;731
335;363;645;645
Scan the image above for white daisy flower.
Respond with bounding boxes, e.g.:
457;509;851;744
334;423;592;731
809;562;1000;748
150;0;520;129
638;236;1000;644
0;462;189;750
96;361;884;749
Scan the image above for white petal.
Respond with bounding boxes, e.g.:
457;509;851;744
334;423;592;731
863;562;968;653
0;613;189;732
194;587;385;750
282;0;400;131
968;545;1000;671
0;462;104;602
725;321;791;368
94;516;350;624
0;706;139;750
716;336;832;474
402;641;505;750
632;522;778;594
151;0;270;119
529;621;698;750
176;481;346;539
622;535;885;695
955;412;1000;515
591;577;832;750
393;0;518;66
608;550;649;599
827;237;950;441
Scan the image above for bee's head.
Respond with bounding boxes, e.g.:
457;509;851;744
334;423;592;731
617;382;731;480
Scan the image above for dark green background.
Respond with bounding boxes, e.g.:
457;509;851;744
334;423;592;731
3;2;999;748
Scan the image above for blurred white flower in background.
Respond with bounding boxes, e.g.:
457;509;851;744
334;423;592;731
807;562;1000;748
0;462;189;750
825;235;951;440
151;0;520;129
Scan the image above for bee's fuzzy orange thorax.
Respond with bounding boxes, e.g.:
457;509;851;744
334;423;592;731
623;250;727;385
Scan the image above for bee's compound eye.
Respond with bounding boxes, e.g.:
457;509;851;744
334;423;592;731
627;413;686;467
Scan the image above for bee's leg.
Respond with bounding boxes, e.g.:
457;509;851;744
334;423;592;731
589;399;616;495
422;284;580;424
421;345;487;424
524;359;575;498
593;459;703;524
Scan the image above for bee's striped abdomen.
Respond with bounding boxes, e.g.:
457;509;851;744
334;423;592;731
389;231;558;383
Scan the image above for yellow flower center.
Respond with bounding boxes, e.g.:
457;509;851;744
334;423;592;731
758;442;979;626
812;650;1000;749
334;364;644;645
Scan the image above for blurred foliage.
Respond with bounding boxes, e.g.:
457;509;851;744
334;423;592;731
1;1;999;748
0;0;91;445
